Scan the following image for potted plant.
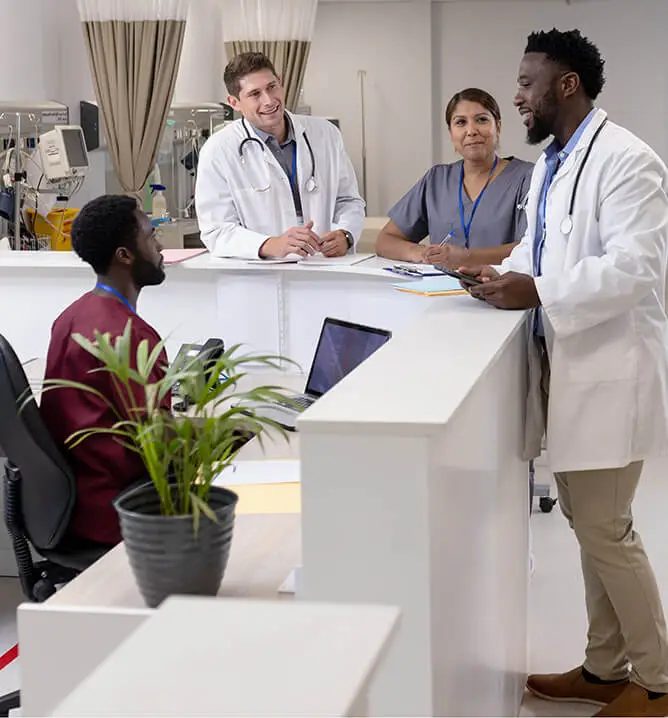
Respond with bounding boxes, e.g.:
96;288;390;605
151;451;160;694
43;320;293;608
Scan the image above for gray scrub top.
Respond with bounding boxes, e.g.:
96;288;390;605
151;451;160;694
388;157;534;248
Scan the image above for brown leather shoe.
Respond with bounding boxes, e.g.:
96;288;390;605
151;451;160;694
527;666;629;707
594;683;668;717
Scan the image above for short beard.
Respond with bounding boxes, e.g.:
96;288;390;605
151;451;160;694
131;255;165;288
526;86;559;146
526;117;553;145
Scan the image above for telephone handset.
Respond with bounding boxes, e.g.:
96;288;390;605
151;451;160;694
173;338;225;412
197;338;226;382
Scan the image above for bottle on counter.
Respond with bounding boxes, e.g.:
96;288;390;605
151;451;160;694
150;184;169;219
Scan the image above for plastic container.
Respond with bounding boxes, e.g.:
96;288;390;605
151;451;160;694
27;207;79;251
115;483;238;608
150;184;169;219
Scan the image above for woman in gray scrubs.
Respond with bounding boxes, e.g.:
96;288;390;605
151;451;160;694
376;88;533;268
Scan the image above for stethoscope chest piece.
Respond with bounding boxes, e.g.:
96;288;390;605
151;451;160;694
305;176;317;193
560;216;574;235
558;117;608;239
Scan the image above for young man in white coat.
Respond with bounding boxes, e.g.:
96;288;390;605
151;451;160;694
462;29;668;717
195;52;365;260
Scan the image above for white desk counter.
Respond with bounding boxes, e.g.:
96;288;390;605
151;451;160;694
10;255;530;717
0;252;425;371
50;597;400;717
298;298;530;716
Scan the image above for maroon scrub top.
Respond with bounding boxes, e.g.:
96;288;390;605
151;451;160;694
40;292;170;545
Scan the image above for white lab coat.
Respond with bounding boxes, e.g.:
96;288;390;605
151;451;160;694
500;109;668;472
195;112;366;259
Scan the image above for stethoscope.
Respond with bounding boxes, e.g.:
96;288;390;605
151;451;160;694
559;118;608;235
238;117;318;193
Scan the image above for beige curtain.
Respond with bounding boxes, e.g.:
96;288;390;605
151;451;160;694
81;19;186;198
224;40;310;111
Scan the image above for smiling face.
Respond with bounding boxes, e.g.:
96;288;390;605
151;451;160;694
448;100;500;161
227;69;286;136
514;52;562;145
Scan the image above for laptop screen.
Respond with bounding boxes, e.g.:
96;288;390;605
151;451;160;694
304;318;391;398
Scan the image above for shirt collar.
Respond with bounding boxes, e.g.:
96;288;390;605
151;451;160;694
252;113;295;146
543;107;598;164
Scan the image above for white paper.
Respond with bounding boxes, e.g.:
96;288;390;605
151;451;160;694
300;253;375;267
392;264;446;276
244;257;300;264
214;460;300;487
245;253;375;267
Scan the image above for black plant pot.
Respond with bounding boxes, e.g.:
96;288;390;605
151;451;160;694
114;484;238;608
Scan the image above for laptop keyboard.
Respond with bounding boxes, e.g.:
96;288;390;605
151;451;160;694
277;395;315;411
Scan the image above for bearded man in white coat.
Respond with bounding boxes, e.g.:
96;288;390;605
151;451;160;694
463;29;668;718
195;52;365;260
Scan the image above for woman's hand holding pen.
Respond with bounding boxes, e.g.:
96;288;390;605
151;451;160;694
425;243;470;268
422;230;467;268
408;243;431;264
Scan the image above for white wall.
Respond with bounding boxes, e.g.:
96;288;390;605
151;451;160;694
435;0;668;165
1;0;58;99
173;0;226;103
302;0;433;216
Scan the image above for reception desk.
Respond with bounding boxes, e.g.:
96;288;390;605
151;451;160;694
299;301;529;716
9;250;529;716
0;252;425;370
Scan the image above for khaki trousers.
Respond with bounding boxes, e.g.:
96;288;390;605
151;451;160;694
541;344;668;691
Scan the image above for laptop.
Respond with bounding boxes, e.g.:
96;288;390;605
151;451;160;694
239;317;392;430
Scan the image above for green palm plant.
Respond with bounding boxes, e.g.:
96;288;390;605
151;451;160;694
39;319;295;532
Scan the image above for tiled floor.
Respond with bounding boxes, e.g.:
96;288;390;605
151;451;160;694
521;457;668;717
0;459;666;716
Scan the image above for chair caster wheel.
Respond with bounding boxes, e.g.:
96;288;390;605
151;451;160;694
32;578;56;602
539;497;557;513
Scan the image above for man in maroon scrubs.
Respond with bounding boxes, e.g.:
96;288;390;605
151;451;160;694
41;195;168;547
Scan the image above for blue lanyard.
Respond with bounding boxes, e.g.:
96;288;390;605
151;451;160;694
458;156;498;248
95;283;136;313
289;145;297;190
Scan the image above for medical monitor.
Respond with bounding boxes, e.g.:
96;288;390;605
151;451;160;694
39;125;89;182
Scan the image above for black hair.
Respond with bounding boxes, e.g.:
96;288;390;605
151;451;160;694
71;194;140;274
445;88;501;127
224;52;278;97
525;28;606;100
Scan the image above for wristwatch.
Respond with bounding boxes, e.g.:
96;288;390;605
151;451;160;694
341;230;354;249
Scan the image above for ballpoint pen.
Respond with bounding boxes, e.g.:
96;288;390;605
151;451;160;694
439;230;455;247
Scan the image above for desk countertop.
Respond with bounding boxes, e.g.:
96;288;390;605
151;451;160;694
0;249;398;277
48;513;301;608
51;596;399;718
299;298;527;435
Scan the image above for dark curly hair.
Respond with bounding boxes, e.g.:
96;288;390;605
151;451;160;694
525;29;606;100
71;194;140;274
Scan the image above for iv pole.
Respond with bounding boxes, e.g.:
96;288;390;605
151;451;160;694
13;112;23;249
358;69;368;213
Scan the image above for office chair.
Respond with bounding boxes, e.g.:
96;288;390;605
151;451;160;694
0;334;109;716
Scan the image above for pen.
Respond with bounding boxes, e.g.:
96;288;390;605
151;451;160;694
383;265;420;277
439;230;455;247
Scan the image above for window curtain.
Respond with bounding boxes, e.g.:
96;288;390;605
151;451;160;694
77;0;189;200
222;0;318;112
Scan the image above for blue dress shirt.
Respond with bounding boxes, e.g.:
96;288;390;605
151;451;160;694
533;108;597;334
